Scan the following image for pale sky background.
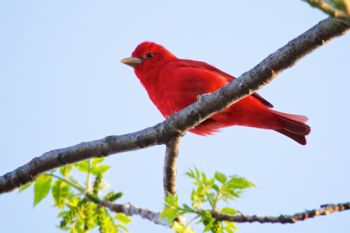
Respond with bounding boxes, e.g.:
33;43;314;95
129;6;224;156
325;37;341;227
1;1;349;233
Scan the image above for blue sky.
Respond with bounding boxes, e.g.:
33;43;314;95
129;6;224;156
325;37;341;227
0;1;349;232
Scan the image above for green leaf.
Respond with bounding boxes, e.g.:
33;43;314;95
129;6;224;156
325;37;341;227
115;213;132;224
74;215;86;233
91;165;111;175
172;221;195;233
185;169;195;179
224;221;237;233
60;165;73;177
52;180;72;208
116;223;129;232
74;161;89;173
215;172;227;183
220;207;237;215
181;204;193;213
161;194;180;224
227;176;255;190
18;182;33;192
221;186;239;200
195;167;200;179
212;184;220;192
98;207;118;233
160;208;178;225
213;221;223;233
191;189;203;208
83;202;98;230
67;196;81;207
165;193;179;208
104;191;123;202
224;225;234;233
93;174;103;195
201;215;215;232
92;158;105;166
34;174;53;206
202;172;208;183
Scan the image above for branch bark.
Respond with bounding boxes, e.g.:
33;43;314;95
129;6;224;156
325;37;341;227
97;200;349;227
99;201;168;227
211;202;350;224
0;17;349;194
163;137;181;196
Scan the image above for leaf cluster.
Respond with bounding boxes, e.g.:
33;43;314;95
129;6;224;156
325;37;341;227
161;168;255;233
19;158;131;233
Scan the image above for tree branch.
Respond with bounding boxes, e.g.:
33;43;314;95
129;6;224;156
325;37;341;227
0;17;348;194
99;201;169;227
97;200;350;227
0;127;172;194
211;202;350;224
163;137;181;196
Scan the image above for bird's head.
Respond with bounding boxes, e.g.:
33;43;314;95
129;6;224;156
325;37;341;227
121;42;176;72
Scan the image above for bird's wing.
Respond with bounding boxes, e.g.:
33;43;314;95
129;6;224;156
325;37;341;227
178;59;274;108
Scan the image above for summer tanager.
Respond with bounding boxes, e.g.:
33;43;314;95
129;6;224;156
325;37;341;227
121;42;310;145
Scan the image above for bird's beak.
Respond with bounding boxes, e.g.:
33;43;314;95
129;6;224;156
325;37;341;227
120;57;142;67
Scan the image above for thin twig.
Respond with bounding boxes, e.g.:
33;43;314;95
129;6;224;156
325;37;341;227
211;202;350;223
163;137;181;196
0;17;349;194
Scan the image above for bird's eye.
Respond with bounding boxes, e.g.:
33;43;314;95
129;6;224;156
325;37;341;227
145;52;154;59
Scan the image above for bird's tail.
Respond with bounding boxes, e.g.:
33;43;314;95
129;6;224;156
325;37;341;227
271;110;311;145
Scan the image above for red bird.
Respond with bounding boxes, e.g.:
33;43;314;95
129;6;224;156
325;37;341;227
121;42;310;145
